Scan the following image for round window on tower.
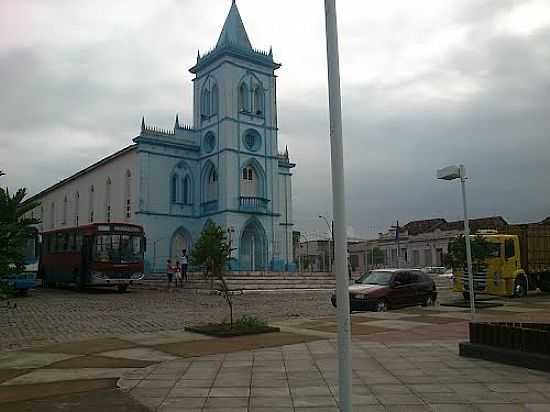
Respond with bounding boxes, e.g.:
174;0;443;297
203;131;216;153
242;129;262;152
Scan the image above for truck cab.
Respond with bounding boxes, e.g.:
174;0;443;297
453;233;528;298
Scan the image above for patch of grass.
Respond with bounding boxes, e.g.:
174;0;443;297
186;315;279;337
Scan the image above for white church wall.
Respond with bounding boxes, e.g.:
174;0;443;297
28;148;137;232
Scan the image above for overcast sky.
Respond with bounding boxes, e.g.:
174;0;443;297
1;0;549;239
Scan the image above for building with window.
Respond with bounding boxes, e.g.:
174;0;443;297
348;216;510;273
25;1;296;272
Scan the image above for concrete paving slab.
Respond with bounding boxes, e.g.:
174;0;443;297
100;347;180;362
362;319;432;330
490;306;544;313
120;331;213;346
0;352;79;369
2;367;136;385
355;312;418;320
431;312;476;320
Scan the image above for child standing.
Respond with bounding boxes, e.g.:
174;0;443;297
166;259;174;288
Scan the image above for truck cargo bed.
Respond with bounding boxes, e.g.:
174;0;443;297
507;224;550;275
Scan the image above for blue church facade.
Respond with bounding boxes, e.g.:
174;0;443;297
134;1;296;272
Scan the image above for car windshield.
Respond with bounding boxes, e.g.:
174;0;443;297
356;271;393;286
94;234;143;263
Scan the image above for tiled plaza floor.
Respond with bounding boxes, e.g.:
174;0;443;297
121;339;550;411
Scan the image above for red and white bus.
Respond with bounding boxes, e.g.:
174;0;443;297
39;223;145;292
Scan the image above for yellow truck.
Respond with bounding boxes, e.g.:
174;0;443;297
453;223;550;299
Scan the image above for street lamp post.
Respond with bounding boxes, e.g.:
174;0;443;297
319;215;333;272
437;164;475;318
324;0;353;410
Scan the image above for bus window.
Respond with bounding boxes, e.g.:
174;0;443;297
95;235;111;262
49;234;56;253
23;234;38;264
67;233;75;251
75;233;83;252
56;232;64;252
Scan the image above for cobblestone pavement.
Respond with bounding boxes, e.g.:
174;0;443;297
0;288;335;351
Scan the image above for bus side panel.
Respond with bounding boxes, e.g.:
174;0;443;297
41;252;83;284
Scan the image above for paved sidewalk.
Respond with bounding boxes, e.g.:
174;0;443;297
121;339;550;411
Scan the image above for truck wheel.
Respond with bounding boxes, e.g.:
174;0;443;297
513;276;527;298
539;283;550;293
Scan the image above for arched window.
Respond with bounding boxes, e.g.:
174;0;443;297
50;202;55;229
239;83;249;112
105;178;112;222
89;185;95;223
201;88;211;117
75;192;80;226
253;86;264;115
40;206;44;230
205;165;218;202
62;196;68;225
211;84;219;115
171;164;193;205
183;176;190;205
171;174;178;203
125;170;132;219
241;166;259;196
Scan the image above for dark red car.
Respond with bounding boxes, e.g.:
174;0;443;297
331;269;437;312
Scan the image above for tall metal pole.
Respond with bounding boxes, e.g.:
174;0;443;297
324;1;352;410
460;165;475;318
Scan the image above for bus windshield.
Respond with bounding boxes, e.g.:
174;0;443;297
94;234;144;263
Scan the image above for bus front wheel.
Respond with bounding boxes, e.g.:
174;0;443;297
117;285;128;293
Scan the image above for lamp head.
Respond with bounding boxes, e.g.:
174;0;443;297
437;165;462;180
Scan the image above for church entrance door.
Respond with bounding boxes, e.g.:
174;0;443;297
240;220;266;272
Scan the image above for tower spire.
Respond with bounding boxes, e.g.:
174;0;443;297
215;0;252;50
141;116;145;132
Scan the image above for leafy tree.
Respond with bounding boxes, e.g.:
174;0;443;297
190;221;235;326
366;247;384;266
0;171;40;276
447;234;497;270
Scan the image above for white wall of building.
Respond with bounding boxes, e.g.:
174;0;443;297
27;148;137;232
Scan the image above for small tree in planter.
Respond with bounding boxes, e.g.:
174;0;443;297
447;234;496;270
190;221;235;326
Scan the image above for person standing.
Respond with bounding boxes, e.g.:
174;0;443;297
180;249;189;282
174;261;182;288
166;259;174;289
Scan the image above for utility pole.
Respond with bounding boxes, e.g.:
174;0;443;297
324;0;352;409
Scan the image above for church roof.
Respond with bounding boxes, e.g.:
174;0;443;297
215;0;252;51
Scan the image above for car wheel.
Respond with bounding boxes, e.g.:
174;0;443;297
117;285;128;293
513;276;527;298
375;299;388;312
422;294;435;307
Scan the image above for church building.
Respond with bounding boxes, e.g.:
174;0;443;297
26;1;296;272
